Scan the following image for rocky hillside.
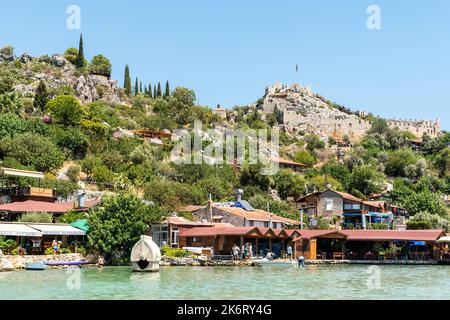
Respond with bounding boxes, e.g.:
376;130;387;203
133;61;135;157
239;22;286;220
254;82;440;143
1;49;127;106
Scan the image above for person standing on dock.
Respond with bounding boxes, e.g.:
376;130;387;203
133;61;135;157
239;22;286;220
287;245;293;261
52;240;59;258
231;244;240;261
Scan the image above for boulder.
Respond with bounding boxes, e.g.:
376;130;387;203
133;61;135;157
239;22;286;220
19;52;33;64
51;54;67;67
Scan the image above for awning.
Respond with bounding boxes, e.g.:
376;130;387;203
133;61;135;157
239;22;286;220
0;223;42;237
70;219;89;233
28;224;86;236
437;236;450;243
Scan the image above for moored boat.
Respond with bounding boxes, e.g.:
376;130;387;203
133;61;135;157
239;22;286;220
25;260;46;271
253;259;298;267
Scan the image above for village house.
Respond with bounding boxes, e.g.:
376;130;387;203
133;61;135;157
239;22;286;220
296;189;408;230
189;196;299;230
271;157;308;172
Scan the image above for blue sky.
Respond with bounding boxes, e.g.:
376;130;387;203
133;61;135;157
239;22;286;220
1;0;449;129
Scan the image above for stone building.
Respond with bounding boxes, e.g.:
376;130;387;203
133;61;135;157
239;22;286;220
190;201;299;229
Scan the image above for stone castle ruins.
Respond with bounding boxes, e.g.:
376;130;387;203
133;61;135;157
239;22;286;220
257;82;441;142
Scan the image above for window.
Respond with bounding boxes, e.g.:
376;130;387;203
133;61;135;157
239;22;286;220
249;220;254;227
264;221;269;228
326;199;333;211
152;225;168;247
171;227;179;246
344;203;362;210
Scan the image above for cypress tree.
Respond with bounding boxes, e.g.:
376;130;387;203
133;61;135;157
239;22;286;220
157;82;162;97
124;65;132;96
153;85;157;99
164;80;170;98
76;33;85;69
135;77;139;96
34;80;49;112
148;83;153;98
140;81;143;94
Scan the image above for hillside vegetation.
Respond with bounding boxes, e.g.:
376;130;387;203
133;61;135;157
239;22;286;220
0;39;449;231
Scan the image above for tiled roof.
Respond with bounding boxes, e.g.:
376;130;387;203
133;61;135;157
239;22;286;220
271;157;308;167
0;200;100;213
293;229;446;242
333;191;363;203
181;205;204;212
163;216;212;227
179;226;260;237
340;230;445;241
211;206;299;225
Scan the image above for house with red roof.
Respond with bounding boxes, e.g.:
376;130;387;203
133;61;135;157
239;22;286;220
296;189;407;230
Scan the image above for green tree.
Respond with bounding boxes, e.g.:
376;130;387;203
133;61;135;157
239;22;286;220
0;133;65;172
293;150;316;166
134;77;139;96
75;33;86;69
403;190;447;217
64;47;78;65
88;55;112;78
350;165;385;196
194;176;233;201
385;148;417;177
17;212;53;223
157;82;162;97
33;80;49;111
0;113;28;138
46;95;84;126
305;134;325;152
87;193;167;262
144;179;203;210
164;80;170;98
273;169;305;200
124;65;132;96
139;81;143;94
50;126;88;158
434;148;450;177
148;82;153;98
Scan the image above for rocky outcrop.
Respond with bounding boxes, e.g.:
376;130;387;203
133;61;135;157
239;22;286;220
0;251;14;272
259;82;371;142
3;253;93;270
19;52;33;64
160;256;253;267
5;50;127;106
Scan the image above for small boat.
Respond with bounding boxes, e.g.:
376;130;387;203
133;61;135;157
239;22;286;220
45;261;89;267
25;260;46;271
253;259;298;267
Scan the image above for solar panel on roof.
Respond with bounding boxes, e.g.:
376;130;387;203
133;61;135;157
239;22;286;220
235;200;255;211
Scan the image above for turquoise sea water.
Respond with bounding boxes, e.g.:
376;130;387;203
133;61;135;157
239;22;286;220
0;265;449;300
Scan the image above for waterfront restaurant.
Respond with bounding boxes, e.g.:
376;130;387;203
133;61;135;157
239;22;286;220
0;222;86;254
293;229;446;261
178;226;300;257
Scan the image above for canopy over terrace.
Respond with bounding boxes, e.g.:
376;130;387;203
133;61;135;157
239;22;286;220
293;229;446;260
179;226;297;257
0;223;43;237
28;223;86;236
0;199;100;221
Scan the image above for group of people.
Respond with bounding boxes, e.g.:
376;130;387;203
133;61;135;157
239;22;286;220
231;243;254;261
231;243;294;261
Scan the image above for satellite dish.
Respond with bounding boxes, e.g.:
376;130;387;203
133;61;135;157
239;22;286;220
326;184;332;190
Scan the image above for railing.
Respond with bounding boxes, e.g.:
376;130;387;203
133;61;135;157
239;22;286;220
0;187;55;198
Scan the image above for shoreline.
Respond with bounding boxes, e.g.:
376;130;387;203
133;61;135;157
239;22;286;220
2;255;448;272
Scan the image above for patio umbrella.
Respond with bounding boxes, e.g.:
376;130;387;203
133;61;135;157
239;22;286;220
70;219;90;233
436;236;450;243
409;241;426;246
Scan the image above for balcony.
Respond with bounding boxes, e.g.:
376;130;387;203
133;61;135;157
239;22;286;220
0;187;56;202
